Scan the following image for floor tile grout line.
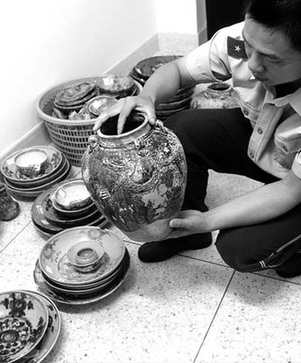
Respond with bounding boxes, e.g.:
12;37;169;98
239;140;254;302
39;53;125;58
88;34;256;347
181;254;301;286
0;220;32;254
251;271;301;287
178;253;231;269
192;270;236;363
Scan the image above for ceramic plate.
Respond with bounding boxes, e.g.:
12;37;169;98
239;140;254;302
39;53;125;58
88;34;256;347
39;227;126;287
20;290;61;363
54;91;97;110
34;248;130;305
4;153;67;190
42;265;121;295
32;208;108;237
36;254;123;296
0;291;49;363
40;237;124;289
164;87;194;103
155;94;192;111
31;179;105;233
55;82;96;104
5;158;71;199
155;104;190;118
129;71;146;86
1;146;62;184
40;188;99;228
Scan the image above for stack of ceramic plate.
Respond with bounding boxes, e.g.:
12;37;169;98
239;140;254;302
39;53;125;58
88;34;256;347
33;226;130;305
52;81;98;118
31;178;108;237
1;146;71;199
130;55;182;84
0;290;61;363
130;55;195;121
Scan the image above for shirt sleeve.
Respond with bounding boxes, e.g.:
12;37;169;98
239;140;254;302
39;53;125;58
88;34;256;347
186;22;245;83
292;151;301;178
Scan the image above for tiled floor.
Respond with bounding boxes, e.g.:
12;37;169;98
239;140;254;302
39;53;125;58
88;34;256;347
1;166;301;363
2;36;301;363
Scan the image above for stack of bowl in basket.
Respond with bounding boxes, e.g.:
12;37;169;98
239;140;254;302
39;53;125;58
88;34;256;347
52;75;139;121
0;289;61;363
33;226;130;305
1;145;70;199
130;55;195;121
31;178;108;237
36;75;142;166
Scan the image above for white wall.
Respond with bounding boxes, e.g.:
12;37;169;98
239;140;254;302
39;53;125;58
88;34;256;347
155;0;197;34
0;0;199;156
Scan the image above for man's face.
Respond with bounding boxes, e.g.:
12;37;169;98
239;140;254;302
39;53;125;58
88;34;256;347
243;16;301;87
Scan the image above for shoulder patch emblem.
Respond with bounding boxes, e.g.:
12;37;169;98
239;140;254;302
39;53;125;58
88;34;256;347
227;36;248;59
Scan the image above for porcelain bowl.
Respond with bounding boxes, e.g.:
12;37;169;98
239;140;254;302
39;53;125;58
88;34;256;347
98;75;136;98
86;95;117;117
0;290;49;363
52;196;96;219
14;148;48;178
54;179;91;211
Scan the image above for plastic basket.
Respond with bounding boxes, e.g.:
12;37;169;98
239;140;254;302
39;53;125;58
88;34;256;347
36;77;101;167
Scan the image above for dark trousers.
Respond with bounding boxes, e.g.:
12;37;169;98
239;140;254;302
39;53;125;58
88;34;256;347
165;108;301;272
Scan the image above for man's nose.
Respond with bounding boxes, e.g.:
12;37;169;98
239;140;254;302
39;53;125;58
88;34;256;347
248;52;265;75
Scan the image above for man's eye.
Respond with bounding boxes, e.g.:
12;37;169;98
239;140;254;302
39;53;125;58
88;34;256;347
265;56;281;64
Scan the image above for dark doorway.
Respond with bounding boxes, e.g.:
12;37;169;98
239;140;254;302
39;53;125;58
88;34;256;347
200;0;245;41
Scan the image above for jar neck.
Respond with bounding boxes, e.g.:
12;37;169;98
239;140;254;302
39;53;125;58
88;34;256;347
97;114;152;147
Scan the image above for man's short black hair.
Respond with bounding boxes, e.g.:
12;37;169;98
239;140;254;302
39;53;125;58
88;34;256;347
244;0;301;51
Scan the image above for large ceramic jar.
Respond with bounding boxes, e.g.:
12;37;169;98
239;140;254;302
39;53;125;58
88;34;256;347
191;82;239;109
81;112;187;242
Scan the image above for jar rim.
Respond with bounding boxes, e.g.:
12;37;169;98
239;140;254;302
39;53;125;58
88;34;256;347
96;111;151;143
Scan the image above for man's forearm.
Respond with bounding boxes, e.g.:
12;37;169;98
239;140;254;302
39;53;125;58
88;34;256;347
139;62;182;105
205;173;301;231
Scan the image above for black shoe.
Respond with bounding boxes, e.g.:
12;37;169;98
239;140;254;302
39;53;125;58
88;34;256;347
275;253;301;278
138;233;212;263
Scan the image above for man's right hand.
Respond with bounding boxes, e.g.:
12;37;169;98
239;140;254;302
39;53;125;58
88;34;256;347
93;94;156;135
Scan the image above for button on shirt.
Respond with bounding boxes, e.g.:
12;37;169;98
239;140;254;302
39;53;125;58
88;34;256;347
185;21;301;180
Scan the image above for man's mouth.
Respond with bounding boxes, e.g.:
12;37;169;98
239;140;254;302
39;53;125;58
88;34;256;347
253;74;268;82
